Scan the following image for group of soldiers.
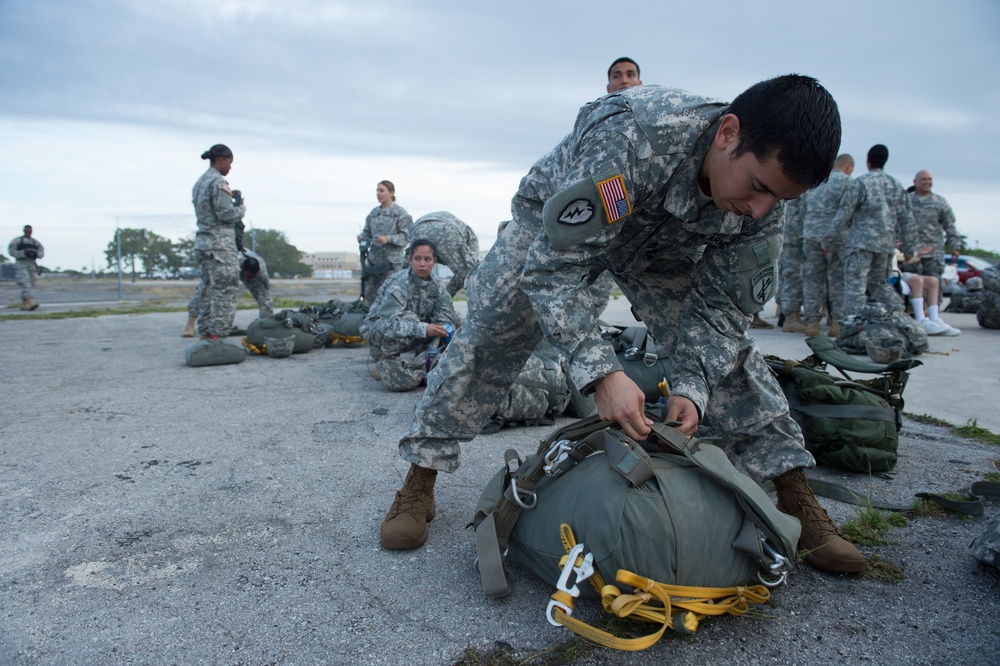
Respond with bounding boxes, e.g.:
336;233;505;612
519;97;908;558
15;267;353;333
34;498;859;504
774;146;967;338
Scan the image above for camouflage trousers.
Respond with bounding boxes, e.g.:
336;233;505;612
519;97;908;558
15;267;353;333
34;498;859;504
14;260;37;300
195;250;240;337
399;215;814;482
590;271;615;320
801;240;845;323
188;273;273;320
777;240;804;312
842;249;901;321
362;268;395;305
901;255;946;279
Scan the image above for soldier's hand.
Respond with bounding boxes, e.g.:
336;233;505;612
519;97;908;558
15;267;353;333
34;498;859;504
377;235;388;245
595;371;652;441
665;395;699;436
426;323;449;338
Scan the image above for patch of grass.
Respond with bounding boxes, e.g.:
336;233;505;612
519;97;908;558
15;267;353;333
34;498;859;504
841;498;907;547
954;419;1000;446
863;555;905;583
912;493;977;524
0;305;185;321
905;412;953;428
983;470;1000;484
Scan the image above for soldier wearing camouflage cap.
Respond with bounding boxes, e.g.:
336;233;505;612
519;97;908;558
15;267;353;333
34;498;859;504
8;225;44;310
381;75;866;574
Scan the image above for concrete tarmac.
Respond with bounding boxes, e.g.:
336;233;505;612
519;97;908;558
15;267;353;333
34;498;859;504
1;297;998;665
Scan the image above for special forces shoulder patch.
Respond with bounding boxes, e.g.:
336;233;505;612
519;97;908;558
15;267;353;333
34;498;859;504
557;199;594;225
751;266;776;305
597;175;631;224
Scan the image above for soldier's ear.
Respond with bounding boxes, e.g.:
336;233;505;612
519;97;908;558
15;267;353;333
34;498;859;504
713;114;741;151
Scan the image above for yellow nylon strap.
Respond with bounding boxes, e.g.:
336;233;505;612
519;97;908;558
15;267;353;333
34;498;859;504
329;334;366;345
241;337;267;355
548;525;773;651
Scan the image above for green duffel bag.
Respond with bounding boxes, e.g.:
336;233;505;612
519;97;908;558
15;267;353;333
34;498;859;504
472;416;800;599
245;310;325;354
185;338;247;367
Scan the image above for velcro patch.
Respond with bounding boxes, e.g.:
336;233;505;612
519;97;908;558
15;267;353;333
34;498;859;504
597;175;630;224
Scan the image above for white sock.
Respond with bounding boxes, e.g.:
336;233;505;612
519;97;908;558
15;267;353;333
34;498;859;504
911;298;925;321
929;304;940;321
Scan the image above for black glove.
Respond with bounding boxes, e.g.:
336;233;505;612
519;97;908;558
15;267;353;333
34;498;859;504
25;249;38;259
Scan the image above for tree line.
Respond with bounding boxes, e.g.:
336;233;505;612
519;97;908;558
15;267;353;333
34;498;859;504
103;228;313;281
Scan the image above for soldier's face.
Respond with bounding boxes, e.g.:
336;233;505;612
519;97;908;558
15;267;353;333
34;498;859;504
607;63;641;93
914;171;933;195
215;156;233;176
702;115;806;219
23;226;32;237
409;245;436;279
376;184;392;205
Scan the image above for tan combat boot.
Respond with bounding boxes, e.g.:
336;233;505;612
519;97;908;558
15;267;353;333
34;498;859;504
20;298;31;311
827;321;841;338
182;316;197;338
805;320;821;337
380;464;437;550
781;311;809;334
749;313;774;329
22;297;39;310
774;468;866;573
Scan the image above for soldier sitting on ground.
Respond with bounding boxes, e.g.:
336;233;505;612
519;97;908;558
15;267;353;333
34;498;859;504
359;239;456;391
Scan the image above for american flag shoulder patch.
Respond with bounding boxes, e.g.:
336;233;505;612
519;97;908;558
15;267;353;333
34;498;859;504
596;175;631;224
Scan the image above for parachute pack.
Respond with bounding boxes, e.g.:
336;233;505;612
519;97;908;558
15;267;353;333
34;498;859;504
471;415;799;649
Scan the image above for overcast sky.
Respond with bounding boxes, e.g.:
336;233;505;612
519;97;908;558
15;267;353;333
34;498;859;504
1;0;998;272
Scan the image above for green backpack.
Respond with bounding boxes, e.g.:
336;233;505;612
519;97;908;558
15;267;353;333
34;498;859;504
245;310;326;353
767;336;921;474
603;324;672;402
472;415;800;599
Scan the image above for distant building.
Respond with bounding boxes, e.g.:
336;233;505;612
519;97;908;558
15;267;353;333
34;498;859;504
302;251;360;279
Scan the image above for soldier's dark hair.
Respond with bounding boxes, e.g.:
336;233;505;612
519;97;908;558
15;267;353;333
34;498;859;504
201;144;233;161
729;74;841;188
867;144;889;169
410;239;438;260
241;256;260;275
607;57;640;80
379;180;397;202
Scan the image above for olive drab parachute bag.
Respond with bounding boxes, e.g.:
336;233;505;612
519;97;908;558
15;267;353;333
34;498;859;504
185;338;247;367
471;415;800;649
300;299;369;346
767;336;921;474
603;324;672;402
481;351;573;433
244;309;326;354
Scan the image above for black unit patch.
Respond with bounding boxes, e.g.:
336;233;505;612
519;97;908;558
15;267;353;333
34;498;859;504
751;266;776;304
557;199;595;225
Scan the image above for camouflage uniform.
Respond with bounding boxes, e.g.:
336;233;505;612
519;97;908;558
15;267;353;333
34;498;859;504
826;170;916;321
361;203;412;303
192;166;245;337
777;197;804;313
945;277;985;314
398;85;814;483
977;265;1000;329
187;249;273;320
409;212;480;296
7;233;44;300
800;169;851;324
906;191;961;278
360;267;456;390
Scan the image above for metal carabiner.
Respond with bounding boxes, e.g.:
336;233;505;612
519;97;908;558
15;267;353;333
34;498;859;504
756;538;792;588
546;543;595;626
509;477;537;509
542;439;574;477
